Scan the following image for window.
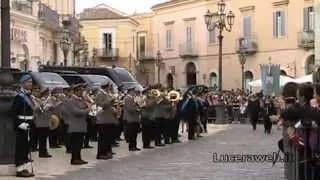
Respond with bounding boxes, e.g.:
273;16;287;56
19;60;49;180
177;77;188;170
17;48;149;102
304;7;314;32
273;10;285;37
243;16;252;38
103;33;112;49
139;36;146;58
186;26;192;50
166;30;173;49
208;29;216;44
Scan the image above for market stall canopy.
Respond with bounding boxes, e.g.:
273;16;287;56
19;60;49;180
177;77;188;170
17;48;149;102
248;75;296;87
294;74;312;84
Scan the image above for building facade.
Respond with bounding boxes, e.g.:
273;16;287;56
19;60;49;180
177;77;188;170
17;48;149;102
7;0;78;71
79;4;139;72
151;0;315;90
315;0;320;66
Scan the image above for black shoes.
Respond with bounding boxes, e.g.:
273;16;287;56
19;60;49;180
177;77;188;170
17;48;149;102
16;170;35;178
96;154;113;160
129;147;141;151
172;140;181;143
50;145;62;149
143;146;155;149
71;159;88;165
83;145;94;149
39;152;52;158
155;143;165;147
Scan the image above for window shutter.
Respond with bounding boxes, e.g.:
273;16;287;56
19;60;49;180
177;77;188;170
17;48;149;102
273;12;277;37
303;7;309;32
243;16;252;38
281;11;285;36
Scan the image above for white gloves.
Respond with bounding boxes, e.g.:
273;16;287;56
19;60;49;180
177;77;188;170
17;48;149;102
18;123;29;130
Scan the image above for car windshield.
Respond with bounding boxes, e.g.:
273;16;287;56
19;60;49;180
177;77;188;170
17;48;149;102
33;73;69;89
82;75;118;93
113;68;136;82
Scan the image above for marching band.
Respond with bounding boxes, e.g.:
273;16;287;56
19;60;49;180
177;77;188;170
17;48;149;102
12;74;208;178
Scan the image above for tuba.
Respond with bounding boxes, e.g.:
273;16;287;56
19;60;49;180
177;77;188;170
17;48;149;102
150;89;161;98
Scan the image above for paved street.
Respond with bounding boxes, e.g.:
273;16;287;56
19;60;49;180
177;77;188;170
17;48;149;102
32;124;284;180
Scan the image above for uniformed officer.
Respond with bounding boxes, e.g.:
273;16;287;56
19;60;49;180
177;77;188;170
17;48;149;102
48;88;63;149
33;88;52;158
95;84;118;159
61;84;89;165
141;89;157;149
123;87;141;151
11;74;35;177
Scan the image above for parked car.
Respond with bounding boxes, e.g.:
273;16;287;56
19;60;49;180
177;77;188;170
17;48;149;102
60;74;118;93
39;65;143;91
30;72;70;90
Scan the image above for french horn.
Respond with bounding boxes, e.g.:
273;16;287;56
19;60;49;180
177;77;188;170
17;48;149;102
167;90;181;102
150;89;161;97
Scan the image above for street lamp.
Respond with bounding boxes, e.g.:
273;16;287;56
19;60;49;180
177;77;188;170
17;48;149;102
156;50;163;84
82;39;89;66
238;52;247;92
204;0;235;91
60;29;71;66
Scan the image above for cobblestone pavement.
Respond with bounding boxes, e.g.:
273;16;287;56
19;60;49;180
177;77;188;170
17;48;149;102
36;124;284;180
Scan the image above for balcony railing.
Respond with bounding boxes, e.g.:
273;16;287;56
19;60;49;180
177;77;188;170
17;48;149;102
138;49;155;60
179;43;199;58
11;0;33;15
298;31;314;49
38;3;60;31
236;35;258;55
96;48;119;59
60;14;80;42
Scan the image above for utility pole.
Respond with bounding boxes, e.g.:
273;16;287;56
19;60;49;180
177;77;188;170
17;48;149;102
0;0;16;176
1;0;10;68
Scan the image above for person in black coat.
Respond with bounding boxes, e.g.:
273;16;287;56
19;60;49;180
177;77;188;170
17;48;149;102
11;75;35;177
180;92;198;140
261;96;277;134
247;94;260;131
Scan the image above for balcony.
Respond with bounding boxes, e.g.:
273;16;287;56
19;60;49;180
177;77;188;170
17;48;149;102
60;14;80;42
38;3;60;31
137;49;155;61
96;48;119;59
298;31;314;49
179;43;199;58
11;0;33;15
236;36;258;55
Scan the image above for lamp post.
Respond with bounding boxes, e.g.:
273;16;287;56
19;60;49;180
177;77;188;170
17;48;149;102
238;51;247;91
156;50;163;84
60;29;71;66
204;0;235;91
82;39;88;66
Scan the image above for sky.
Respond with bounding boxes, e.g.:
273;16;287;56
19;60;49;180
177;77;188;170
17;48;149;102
76;0;168;15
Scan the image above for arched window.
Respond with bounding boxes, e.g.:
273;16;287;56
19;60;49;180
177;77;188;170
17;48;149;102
209;72;218;90
186;62;197;86
167;73;174;89
244;71;254;92
306;55;315;75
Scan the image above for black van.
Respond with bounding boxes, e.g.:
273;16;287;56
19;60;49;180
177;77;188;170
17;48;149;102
39;65;143;91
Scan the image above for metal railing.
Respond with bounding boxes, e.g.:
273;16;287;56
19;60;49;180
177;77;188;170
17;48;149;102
11;0;33;15
95;48;119;58
179;43;199;58
282;119;320;180
137;49;155;60
298;31;314;49
236;35;258;55
38;3;60;31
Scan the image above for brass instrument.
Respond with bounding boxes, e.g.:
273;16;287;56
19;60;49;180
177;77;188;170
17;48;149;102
167;90;181;102
150;89;161;98
49;114;60;130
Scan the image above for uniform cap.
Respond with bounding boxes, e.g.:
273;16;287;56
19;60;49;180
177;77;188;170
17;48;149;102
19;74;32;84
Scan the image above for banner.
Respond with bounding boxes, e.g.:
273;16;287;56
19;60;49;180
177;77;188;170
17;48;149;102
260;64;280;96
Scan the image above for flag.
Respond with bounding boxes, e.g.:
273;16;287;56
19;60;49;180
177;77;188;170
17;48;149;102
260;64;280;96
